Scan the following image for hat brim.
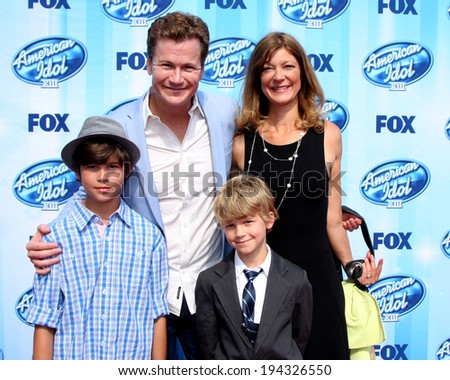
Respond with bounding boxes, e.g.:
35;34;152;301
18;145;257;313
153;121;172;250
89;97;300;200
61;133;141;172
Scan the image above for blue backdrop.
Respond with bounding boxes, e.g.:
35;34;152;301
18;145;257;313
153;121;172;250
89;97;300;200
1;0;449;360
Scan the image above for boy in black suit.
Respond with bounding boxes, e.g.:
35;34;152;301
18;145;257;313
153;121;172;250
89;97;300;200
195;175;313;359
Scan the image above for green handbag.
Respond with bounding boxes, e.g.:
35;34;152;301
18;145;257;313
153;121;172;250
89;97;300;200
342;279;385;359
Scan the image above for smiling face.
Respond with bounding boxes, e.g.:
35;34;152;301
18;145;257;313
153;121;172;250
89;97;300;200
224;213;275;265
260;47;301;109
147;38;204;114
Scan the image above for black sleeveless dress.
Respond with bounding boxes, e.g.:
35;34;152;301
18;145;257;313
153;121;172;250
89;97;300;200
244;129;349;360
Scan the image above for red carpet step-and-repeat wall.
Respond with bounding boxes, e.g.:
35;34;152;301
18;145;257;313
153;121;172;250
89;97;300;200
1;0;449;360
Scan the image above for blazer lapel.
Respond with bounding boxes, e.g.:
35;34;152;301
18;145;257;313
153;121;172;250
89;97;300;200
213;253;254;351
197;91;227;185
253;252;290;356
121;94;164;229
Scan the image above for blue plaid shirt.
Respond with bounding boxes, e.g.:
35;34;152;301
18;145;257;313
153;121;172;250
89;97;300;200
27;199;169;359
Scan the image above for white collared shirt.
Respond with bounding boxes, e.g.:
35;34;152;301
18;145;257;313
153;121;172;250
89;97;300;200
235;246;272;324
144;92;223;316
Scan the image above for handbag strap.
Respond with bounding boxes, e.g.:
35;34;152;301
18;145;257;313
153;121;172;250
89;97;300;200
342;205;375;257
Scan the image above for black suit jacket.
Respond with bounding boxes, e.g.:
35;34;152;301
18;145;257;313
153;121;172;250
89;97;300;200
195;249;313;359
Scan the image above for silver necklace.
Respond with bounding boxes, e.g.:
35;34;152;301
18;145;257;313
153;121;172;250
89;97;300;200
246;130;304;210
260;130;301;161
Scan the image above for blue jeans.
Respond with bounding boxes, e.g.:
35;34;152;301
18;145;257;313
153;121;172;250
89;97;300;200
167;296;198;360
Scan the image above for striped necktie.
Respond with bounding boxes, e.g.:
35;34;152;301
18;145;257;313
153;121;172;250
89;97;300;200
242;269;262;345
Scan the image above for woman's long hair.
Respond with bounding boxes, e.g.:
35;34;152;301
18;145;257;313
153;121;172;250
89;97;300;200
236;32;325;133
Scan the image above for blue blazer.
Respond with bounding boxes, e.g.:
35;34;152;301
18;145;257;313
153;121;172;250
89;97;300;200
107;91;238;233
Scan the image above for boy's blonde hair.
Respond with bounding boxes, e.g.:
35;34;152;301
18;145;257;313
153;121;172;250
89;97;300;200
214;175;279;227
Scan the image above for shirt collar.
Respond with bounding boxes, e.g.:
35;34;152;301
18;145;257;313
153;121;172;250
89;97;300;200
143;89;204;125
72;199;131;231
234;245;272;279
189;94;204;117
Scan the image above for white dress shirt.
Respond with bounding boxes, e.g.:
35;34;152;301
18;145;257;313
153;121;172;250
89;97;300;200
235;246;272;324
144;93;223;316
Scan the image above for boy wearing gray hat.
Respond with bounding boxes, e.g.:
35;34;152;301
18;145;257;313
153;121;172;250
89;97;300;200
27;116;169;360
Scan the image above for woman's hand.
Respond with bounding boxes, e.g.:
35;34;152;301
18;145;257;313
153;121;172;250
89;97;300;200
357;251;383;286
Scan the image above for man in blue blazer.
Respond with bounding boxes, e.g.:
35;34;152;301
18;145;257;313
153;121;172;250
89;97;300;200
26;12;237;360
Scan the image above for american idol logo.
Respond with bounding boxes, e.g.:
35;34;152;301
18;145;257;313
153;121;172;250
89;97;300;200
12;36;87;88
12;159;79;211
370;275;426;322
362;41;433;91
203;37;255;88
277;0;350;29
323;99;349;132
436;338;450;360
16;288;34;326
441;230;450;259
101;0;174;27
360;159;430;209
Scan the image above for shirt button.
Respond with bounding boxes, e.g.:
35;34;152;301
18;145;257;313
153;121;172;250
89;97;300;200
101;314;106;320
102;289;107;295
104;261;108;267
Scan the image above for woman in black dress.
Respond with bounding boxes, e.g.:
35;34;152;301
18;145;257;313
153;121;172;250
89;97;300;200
232;32;383;360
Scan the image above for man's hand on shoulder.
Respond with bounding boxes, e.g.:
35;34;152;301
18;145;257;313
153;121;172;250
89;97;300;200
26;224;61;275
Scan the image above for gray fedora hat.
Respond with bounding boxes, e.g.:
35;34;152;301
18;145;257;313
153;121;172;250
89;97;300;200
61;116;140;171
